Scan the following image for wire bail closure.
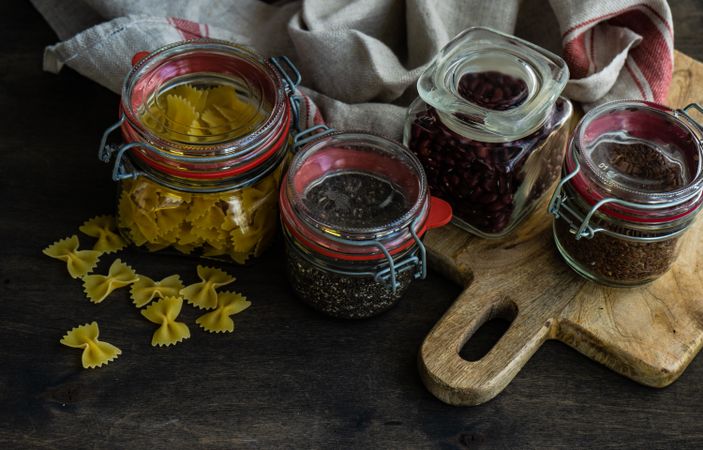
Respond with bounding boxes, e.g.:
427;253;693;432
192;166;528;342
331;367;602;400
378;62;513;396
98;113;240;182
313;217;427;294
270;56;303;133
678;103;703;135
293;124;337;153
98;115;144;181
549;104;703;242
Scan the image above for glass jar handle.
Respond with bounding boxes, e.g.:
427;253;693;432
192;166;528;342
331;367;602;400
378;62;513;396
292;124;337;153
270;56;303;132
679;103;703;136
548;155;685;240
98;114;145;181
373;217;428;293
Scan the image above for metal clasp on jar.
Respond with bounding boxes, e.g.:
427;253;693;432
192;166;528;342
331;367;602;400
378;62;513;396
676;103;703;137
98;118;256;181
292;124;337;152
320;217;428;294
270;56;303;132
97;115;144;181
548;155;690;241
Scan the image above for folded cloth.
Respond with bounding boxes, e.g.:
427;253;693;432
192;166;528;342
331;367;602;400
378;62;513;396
31;0;673;139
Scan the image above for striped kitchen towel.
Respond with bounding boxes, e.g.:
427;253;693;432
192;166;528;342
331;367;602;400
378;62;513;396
552;0;673;104
31;0;673;138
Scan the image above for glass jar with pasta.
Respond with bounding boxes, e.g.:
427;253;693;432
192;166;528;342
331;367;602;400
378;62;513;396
99;39;301;264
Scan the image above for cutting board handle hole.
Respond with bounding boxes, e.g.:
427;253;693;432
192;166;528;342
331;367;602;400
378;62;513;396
459;300;517;362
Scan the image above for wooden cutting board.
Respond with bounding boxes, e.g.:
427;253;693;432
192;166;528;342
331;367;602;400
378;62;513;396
419;50;703;406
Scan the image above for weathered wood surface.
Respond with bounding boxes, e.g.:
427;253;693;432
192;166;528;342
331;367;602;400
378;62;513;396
3;1;703;448
421;51;703;406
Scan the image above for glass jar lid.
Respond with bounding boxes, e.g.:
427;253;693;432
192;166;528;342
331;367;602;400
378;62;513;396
280;131;451;260
417;27;569;142
566;101;703;223
120;39;290;182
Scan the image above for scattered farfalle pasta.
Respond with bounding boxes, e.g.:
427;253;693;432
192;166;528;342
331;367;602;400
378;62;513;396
130;274;184;308
43;235;101;279
79;215;128;253
60;322;121;369
196;291;251;333
82;258;139;303
180;265;236;310
141;297;191;347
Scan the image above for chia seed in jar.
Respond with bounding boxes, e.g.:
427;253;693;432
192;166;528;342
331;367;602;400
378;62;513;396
404;27;573;238
279;131;452;319
284;236;415;319
550;101;703;287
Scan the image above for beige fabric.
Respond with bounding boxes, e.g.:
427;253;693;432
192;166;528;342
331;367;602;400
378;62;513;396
31;0;673;139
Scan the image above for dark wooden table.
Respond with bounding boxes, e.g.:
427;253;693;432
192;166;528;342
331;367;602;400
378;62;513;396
2;2;703;448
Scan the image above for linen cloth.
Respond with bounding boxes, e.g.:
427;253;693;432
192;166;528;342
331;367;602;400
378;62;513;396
31;0;674;138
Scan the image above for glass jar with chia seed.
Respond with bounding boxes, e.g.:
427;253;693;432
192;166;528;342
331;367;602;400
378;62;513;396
404;27;573;238
280;127;453;319
549;101;703;287
98;39;302;264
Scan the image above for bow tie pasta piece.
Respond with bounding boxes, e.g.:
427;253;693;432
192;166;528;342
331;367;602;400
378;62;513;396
185;196;221;223
180;265;236;310
60;322;121;369
141;103;167;135
230;227;260;255
79;215;128;254
205;85;241;110
212;103;260;130
130;178;162;211
253;206;278;258
164;94;199;138
201;108;234;137
141;297;191;347
82;259;139;304
130;274;184;308
43;235;101;279
192;225;229;251
155;207;187;234
188;118;211;143
196;291;251;333
168;84;209;111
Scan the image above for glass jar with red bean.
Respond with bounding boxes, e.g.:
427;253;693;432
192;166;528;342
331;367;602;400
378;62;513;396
404;27;573;238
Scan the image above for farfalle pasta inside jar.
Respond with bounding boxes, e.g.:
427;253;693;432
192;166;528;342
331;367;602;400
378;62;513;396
404;27;573;237
99;39;299;263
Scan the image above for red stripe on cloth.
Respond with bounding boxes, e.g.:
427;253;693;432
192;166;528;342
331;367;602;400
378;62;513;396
609;9;672;102
625;60;647;99
641;4;673;35
168;17;204;40
562;7;630;38
589;27;595;71
562;4;671;40
563;33;589;78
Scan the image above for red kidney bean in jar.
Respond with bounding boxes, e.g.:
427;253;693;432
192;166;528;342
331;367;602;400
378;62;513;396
404;27;573;238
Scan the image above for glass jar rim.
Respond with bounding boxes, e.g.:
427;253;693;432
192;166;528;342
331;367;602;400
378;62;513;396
280;131;431;259
566;100;703;224
120;39;289;180
417;26;569;142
